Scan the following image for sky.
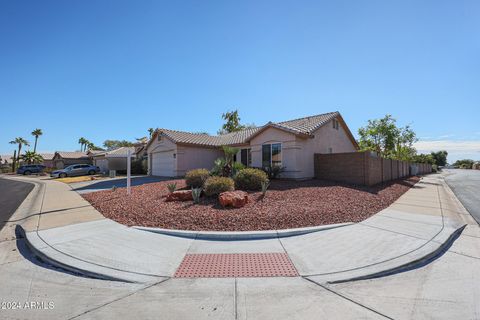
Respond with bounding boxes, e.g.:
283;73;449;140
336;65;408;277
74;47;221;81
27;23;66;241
1;0;479;163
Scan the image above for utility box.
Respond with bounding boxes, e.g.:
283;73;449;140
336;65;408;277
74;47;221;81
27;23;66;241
109;170;116;178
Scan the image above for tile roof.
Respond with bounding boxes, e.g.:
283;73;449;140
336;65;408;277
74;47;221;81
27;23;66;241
55;151;90;159
39;153;55;160
275;111;339;135
106;147;136;158
151;111;342;147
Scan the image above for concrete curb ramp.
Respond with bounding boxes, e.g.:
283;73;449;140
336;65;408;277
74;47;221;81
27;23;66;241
20;211;465;284
17;174;469;284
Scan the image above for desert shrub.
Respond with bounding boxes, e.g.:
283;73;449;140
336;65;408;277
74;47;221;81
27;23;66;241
185;168;210;188
234;168;268;191
263;165;285;179
210;158;226;176
204;176;234;197
192;187;202;203
232;162;245;176
261;180;270;197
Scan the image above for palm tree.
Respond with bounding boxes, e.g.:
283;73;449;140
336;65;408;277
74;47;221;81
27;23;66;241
31;128;43;153
21;151;43;164
148;128;155;138
86;141;95;151
78;137;87;152
83;139;91;152
9;137;29;166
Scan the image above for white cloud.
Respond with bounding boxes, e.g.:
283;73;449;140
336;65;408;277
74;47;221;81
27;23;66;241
414;139;480;162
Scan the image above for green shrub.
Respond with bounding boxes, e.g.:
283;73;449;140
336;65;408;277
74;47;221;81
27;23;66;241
185;168;210;188
234;168;269;191
263;165;285;179
131;159;147;174
232;162;245;176
204;176;234;197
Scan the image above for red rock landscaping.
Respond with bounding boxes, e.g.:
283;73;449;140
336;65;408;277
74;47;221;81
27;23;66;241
219;191;249;208
165;190;193;202
82;176;420;231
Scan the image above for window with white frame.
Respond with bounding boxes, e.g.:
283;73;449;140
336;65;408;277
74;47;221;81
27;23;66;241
262;143;282;167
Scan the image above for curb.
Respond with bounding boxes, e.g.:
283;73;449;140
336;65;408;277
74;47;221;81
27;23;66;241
324;223;466;284
17;225;135;283
133;222;353;241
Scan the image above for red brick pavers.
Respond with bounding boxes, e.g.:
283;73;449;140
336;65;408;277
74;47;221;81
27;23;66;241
174;253;298;278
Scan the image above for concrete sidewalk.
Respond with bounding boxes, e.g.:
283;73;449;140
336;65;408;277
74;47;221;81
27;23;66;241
12;173;472;284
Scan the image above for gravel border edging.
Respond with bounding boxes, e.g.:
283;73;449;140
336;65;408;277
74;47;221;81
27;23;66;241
132;222;353;241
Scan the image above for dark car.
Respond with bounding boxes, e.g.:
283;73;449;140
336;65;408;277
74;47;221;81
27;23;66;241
50;164;100;178
17;164;46;175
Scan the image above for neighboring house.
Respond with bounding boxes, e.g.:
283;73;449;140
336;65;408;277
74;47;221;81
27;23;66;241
473;162;480;170
39;153;55;168
91;147;136;173
0;154;13;170
53;151;91;169
146;111;358;179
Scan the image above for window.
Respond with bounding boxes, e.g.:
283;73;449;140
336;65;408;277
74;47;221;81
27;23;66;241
262;143;282;167
157;134;163;142
328;147;333;154
240;148;251;167
332;119;339;130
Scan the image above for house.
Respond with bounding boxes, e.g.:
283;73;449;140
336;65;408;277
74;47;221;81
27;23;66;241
146;111;358;179
473;162;480;170
52;151;92;169
39;153;55;168
91;147;136;173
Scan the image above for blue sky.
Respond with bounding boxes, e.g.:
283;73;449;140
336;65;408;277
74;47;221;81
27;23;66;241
1;1;479;162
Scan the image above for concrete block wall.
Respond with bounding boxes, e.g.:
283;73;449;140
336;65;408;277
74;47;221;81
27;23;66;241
314;151;432;186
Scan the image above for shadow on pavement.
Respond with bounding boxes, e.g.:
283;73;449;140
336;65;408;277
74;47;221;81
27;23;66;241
71;176;170;192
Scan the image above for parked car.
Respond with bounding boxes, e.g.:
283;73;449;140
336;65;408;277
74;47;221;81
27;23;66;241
50;164;100;178
17;164;46;175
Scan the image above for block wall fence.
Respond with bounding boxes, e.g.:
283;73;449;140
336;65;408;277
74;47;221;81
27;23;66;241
314;151;432;186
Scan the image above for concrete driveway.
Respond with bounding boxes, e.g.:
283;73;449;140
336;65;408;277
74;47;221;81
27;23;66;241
70;176;169;194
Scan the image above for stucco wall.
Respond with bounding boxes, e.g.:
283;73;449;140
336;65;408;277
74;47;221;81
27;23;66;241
147;134;177;175
249;119;357;179
300;119;358;178
249;127;302;179
176;145;224;176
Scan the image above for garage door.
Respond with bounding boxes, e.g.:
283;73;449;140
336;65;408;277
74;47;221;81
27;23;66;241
152;151;175;177
95;159;109;173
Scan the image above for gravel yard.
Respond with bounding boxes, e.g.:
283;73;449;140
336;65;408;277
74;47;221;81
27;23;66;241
82;177;420;231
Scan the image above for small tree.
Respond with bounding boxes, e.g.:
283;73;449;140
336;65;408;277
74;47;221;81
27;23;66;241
453;159;475;169
218;110;245;134
103;140;135;151
358;115;417;160
431;151;448;167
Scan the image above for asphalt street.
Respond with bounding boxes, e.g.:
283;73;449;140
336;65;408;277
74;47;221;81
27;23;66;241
444;169;480;224
0;177;33;231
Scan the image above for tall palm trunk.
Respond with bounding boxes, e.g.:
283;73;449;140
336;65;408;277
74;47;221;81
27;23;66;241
17;144;22;165
33;136;38;153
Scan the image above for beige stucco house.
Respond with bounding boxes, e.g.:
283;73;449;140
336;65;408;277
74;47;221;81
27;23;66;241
52;151;92;169
146;111;358;179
